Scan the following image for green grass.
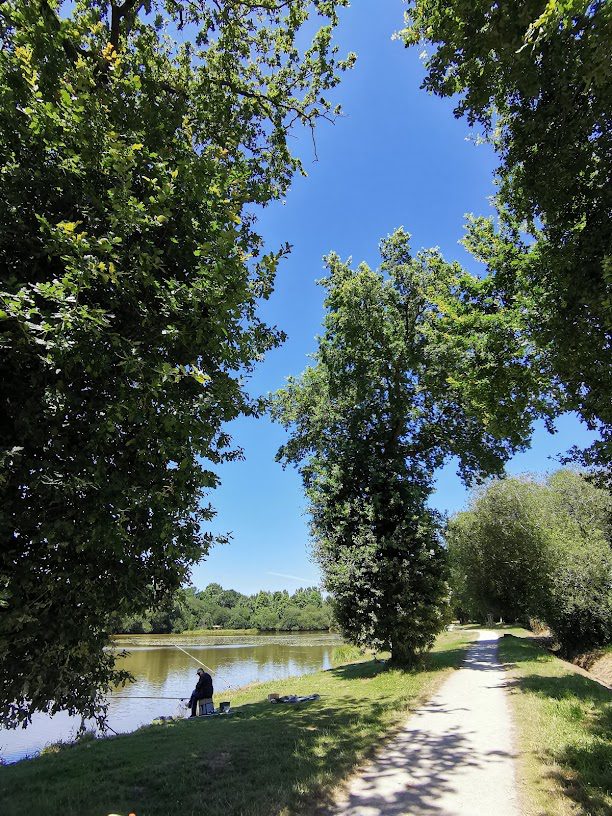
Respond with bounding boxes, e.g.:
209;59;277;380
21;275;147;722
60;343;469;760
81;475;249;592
0;629;475;816
499;634;612;816
329;643;371;664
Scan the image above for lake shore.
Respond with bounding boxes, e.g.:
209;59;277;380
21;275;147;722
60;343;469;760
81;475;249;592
1;631;343;764
0;630;476;816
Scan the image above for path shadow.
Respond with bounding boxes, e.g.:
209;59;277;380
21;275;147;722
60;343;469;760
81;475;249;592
323;723;515;816
459;637;510;673
316;634;518;815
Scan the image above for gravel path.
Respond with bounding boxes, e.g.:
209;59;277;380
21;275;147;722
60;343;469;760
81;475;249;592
329;630;521;816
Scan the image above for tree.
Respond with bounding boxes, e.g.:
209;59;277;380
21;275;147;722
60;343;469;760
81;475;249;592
446;470;612;652
253;607;280;631
401;1;612;469
447;479;556;622
538;470;612;652
293;586;323;608
227;606;251;630
274;229;546;663
0;0;353;729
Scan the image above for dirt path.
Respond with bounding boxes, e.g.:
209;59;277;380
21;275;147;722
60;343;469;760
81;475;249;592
329;630;521;816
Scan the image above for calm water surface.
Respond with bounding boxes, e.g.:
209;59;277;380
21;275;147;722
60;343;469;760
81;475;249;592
0;631;341;764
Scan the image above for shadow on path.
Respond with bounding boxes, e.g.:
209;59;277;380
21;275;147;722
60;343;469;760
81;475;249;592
327;632;520;816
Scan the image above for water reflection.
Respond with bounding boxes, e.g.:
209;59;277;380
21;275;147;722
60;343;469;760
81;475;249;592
0;632;341;764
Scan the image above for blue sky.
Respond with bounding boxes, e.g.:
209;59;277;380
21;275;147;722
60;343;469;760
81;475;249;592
190;1;598;595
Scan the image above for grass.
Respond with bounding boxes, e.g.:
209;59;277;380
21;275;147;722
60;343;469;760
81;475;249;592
329;643;372;664
499;634;612;816
0;629;475;816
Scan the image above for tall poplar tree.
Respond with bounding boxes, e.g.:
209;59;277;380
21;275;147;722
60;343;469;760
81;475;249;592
274;229;550;663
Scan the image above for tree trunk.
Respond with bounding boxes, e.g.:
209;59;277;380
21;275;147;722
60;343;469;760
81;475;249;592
390;640;416;667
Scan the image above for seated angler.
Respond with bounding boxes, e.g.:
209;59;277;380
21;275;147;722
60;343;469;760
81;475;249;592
187;667;214;717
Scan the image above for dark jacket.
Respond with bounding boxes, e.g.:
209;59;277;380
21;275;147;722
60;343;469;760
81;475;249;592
195;672;213;698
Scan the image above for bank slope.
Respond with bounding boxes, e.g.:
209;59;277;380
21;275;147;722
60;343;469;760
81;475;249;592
499;634;612;816
0;630;474;816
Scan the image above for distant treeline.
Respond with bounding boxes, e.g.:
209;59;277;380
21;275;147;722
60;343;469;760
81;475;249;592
115;584;333;634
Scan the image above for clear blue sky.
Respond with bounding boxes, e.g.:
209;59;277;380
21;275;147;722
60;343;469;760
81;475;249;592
190;1;597;595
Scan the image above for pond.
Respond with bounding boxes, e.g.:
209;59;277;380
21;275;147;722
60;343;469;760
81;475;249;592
0;631;342;764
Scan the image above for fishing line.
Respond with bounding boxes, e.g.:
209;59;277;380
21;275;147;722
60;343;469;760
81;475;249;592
173;643;216;675
108;695;185;700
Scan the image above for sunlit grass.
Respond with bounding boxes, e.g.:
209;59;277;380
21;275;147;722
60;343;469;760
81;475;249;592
0;629;475;816
330;643;369;664
499;634;612;816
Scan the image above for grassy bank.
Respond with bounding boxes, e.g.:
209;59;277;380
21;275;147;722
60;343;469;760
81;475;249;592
499;634;612;816
0;629;475;816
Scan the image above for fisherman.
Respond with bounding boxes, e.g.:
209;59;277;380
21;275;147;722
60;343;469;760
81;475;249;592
186;667;214;717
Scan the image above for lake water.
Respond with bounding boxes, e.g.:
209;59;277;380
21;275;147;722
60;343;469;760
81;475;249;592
0;631;341;764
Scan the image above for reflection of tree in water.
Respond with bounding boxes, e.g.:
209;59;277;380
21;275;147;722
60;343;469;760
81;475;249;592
113;635;340;697
1;634;341;762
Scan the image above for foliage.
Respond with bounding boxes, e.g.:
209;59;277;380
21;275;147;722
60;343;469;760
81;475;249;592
0;629;475;815
0;0;353;729
115;584;333;633
401;0;612;469
447;479;557;622
447;470;612;652
539;470;612;653
274;229;547;663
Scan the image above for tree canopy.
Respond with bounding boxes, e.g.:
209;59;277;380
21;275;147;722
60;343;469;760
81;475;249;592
0;0;353;729
447;469;612;653
401;0;612;470
274;229;550;663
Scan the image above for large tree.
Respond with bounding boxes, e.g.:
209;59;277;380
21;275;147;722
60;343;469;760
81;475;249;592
447;470;612;652
0;0;353;728
274;229;549;663
447;479;558;623
401;1;612;469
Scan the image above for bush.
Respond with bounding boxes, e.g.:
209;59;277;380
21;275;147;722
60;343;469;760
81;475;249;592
542;538;612;654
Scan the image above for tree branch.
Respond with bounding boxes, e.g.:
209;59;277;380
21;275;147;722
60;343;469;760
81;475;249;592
39;0;91;64
209;75;334;128
110;0;146;49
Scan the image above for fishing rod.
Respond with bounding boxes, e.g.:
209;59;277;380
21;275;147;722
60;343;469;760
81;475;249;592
109;695;185;700
175;644;239;690
106;648;216;701
110;645;241;700
173;643;216;675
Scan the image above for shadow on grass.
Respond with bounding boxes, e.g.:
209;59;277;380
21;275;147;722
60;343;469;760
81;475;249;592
0;646;472;816
328;645;473;683
501;635;612;816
